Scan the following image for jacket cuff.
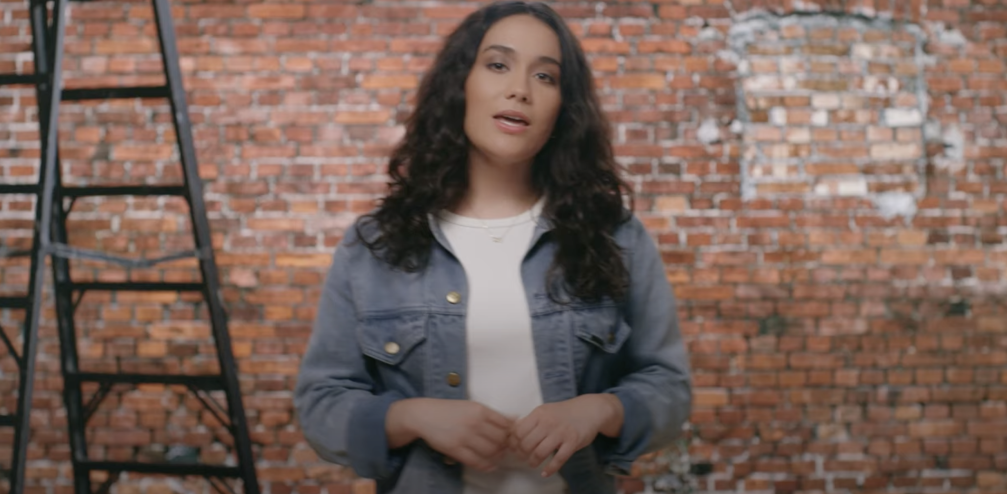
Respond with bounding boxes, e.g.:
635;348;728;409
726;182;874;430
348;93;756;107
346;390;408;479
597;388;652;476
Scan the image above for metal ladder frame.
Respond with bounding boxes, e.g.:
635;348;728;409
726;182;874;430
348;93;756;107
0;0;261;492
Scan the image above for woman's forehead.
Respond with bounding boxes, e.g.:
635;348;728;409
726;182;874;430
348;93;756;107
480;15;562;62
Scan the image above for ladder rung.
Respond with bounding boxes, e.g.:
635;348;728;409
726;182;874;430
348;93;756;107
50;243;203;268
0;184;37;195
0;296;29;309
62;185;187;198
69;372;224;389
63;85;170;101
0;74;41;86
0;185;187;197
0;248;32;259
0;414;16;427
71;282;204;292
77;460;241;478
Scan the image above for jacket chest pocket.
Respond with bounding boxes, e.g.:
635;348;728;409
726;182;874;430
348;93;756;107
570;304;631;386
356;311;428;395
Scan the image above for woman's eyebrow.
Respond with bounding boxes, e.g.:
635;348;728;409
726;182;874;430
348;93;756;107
483;44;560;68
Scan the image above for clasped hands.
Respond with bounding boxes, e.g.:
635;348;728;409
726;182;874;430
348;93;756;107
404;394;623;478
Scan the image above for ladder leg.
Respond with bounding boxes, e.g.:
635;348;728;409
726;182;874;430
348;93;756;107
150;0;260;492
7;166;45;494
37;1;91;493
7;0;68;493
51;159;92;494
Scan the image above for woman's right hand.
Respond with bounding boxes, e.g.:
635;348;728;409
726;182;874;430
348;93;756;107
387;398;514;472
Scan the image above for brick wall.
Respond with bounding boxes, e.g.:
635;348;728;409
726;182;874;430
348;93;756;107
1;0;1006;493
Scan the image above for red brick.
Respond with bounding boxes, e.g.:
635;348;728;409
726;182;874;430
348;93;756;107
421;6;476;18
306;5;358;18
335;110;391;124
694;389;729;407
246;217;305;232
249;4;306;19
675;285;733;300
638;40;691;54
361;74;418;89
610;73;665;89
822;250;877;264
580;39;631;54
909;420;963;437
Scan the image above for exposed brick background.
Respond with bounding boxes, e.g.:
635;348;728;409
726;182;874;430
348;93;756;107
2;0;1007;493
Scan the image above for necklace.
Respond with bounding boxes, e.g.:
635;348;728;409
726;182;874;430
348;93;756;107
447;196;541;243
479;204;540;243
480;215;518;242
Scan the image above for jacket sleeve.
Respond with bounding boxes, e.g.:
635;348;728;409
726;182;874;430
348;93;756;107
294;233;409;480
596;217;693;476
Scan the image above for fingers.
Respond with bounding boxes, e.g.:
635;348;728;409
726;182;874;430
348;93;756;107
511;412;538;440
483;408;515;430
542;439;577;478
479;426;510;454
508;427;524;461
467;433;506;460
456;431;507;473
518;422;549;458
455;447;499;473
527;432;562;469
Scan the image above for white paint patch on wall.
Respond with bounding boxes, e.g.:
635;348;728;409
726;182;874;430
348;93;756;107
872;192;918;221
698;119;721;145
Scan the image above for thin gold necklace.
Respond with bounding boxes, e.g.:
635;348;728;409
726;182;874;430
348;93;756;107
479;214;521;242
468;196;540;243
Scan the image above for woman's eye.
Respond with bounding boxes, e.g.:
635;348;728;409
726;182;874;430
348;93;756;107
536;73;556;83
488;62;506;71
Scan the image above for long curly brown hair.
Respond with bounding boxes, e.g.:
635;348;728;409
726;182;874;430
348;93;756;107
356;1;634;303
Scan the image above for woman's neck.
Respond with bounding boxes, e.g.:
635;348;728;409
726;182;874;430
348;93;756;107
453;152;540;219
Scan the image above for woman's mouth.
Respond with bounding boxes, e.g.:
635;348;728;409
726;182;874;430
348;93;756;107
493;111;530;134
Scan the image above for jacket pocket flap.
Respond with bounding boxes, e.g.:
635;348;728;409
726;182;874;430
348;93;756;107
572;306;630;353
357;312;428;365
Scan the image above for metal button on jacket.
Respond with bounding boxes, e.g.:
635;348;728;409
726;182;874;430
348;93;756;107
446;372;462;387
446;291;461;304
384;342;400;355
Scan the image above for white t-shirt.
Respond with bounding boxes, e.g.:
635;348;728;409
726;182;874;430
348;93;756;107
436;197;566;494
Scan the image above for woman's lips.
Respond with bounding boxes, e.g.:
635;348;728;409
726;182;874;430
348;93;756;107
493;116;529;134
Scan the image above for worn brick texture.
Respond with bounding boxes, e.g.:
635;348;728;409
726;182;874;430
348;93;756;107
2;0;1006;493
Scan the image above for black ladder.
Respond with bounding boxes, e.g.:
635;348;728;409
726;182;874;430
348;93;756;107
0;0;260;493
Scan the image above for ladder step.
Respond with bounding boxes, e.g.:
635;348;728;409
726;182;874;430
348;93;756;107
71;282;204;292
0;184;38;195
62;185;187;198
63;85;170;101
69;372;225;389
0;74;42;86
50;243;204;268
0;248;32;259
0;296;29;309
77;460;241;478
0;414;16;427
0;185;187;197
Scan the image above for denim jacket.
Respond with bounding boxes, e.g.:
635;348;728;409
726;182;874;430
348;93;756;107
294;210;692;494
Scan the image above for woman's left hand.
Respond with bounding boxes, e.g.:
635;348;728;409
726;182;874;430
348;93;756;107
508;393;623;478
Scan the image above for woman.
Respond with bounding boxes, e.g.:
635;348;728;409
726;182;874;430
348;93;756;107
294;2;692;493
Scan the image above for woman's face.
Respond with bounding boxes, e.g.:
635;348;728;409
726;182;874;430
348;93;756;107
463;14;563;167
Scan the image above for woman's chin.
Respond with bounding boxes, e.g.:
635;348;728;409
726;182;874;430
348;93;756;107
472;142;542;167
